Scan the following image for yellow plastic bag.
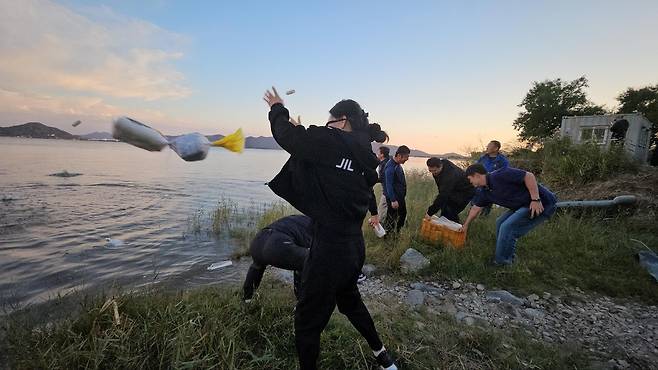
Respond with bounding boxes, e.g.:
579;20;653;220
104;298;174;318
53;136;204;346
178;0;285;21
211;128;244;153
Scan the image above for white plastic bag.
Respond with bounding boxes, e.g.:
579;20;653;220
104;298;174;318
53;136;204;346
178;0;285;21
430;215;463;231
169;133;211;162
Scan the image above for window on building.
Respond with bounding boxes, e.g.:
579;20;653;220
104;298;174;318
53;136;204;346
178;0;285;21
580;127;608;144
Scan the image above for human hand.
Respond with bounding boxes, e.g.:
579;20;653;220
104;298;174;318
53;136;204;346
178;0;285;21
458;225;468;233
263;86;284;108
368;215;379;226
529;200;544;218
290;115;302;126
391;201;399;209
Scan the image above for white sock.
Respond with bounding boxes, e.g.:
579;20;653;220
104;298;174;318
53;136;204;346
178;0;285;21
373;346;386;357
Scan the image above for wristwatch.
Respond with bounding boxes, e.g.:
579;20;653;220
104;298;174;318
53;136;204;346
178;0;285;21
531;199;541;202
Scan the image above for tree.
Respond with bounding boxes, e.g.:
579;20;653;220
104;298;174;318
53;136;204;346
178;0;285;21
513;76;606;145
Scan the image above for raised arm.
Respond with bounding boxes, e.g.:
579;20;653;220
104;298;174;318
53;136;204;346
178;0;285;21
264;87;326;160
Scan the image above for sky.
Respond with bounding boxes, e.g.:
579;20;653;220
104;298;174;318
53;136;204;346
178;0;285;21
1;0;657;154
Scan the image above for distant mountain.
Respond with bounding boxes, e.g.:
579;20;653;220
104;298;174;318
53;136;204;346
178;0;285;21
245;136;282;150
0;122;76;139
79;131;115;140
371;143;466;159
1;122;465;157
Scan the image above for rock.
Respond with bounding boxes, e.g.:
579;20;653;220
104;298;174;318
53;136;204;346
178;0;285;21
523;308;546;320
452;282;462;289
399;248;430;274
486;290;524;306
405;289;425;309
476;284;485;291
438;302;458;315
455;311;469;321
527;294;540;302
617;359;630;369
542;292;552;300
410;282;445;295
464;316;476;326
361;264;377;277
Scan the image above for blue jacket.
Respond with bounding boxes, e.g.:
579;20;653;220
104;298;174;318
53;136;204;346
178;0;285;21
383;159;406;203
472;167;557;215
477;153;509;172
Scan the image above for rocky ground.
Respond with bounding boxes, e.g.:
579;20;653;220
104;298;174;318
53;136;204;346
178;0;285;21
356;269;658;370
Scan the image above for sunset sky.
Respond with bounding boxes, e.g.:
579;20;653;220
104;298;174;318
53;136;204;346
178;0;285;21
1;0;657;154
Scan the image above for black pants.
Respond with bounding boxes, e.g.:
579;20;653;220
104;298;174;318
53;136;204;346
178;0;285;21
434;198;469;223
384;198;407;233
242;229;308;300
295;226;383;370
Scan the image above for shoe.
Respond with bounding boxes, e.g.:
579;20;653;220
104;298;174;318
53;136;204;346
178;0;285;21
357;273;367;283
375;349;398;370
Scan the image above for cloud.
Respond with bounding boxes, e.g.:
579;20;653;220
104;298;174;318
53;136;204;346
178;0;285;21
0;87;192;134
0;0;191;101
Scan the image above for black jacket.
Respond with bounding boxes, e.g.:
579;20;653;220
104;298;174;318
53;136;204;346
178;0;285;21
267;103;379;235
427;159;475;215
265;215;313;249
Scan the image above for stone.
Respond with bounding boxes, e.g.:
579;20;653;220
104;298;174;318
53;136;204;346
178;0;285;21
476;284;485;291
438;302;458;315
455;311;469;321
617;359;630;369
452;282;462;289
362;264;377;277
405;289;425;309
542;292;552;300
523;308;546;320
399;248;430;274
486;290;524;306
411;282;446;295
527;294;540;302
464;316;476;326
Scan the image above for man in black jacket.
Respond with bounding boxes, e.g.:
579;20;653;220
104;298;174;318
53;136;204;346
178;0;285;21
263;87;397;370
424;157;475;223
242;215;311;302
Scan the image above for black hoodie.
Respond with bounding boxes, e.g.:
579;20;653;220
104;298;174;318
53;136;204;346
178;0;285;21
267;103;379;235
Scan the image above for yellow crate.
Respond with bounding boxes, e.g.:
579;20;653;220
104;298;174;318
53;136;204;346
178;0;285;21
419;218;466;249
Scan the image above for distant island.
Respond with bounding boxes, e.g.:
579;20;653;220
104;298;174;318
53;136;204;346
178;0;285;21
0;122;466;159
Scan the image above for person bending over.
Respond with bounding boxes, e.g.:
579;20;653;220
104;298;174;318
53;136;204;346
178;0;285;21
242;215;312;302
424;157;474;223
460;164;557;266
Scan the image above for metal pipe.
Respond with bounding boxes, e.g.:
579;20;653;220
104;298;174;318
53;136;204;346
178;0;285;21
556;195;637;208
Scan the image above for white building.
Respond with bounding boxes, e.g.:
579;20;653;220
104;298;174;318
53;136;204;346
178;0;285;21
560;113;654;163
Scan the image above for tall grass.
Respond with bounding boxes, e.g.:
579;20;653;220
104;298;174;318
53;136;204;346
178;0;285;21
364;172;658;303
2;284;587;369
540;137;639;185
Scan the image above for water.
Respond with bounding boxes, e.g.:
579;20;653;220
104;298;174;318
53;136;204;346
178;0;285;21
0;138;291;309
0;137;431;310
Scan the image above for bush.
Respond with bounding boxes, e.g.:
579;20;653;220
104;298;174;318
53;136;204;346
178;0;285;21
541;137;639;185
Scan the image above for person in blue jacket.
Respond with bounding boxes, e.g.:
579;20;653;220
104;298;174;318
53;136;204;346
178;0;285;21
382;145;410;233
477;140;509;172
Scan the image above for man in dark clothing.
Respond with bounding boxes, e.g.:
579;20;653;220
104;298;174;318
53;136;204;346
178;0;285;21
461;164;557;265
424;157;475;223
263;88;397;370
242;215;311;302
376;146;390;223
383;145;410;233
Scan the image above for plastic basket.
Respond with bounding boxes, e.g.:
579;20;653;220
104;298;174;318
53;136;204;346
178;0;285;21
419;218;466;249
